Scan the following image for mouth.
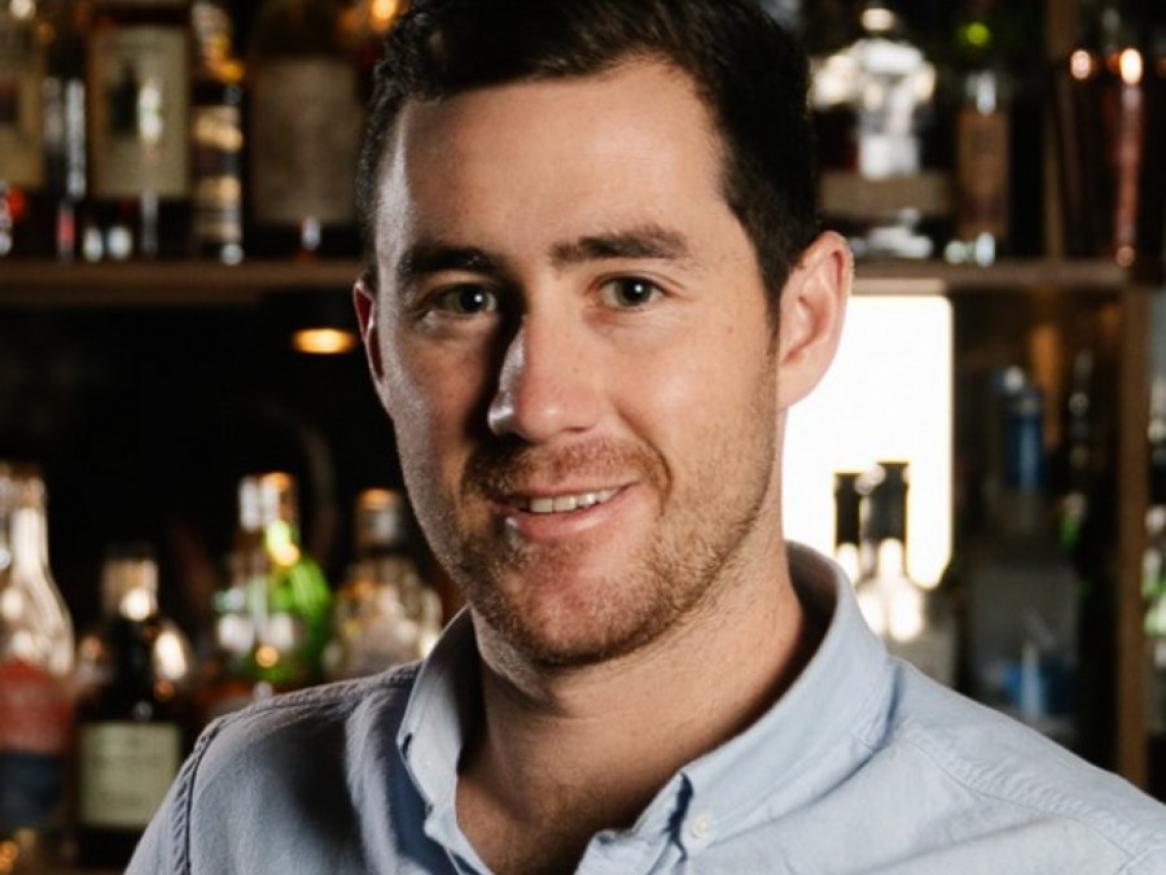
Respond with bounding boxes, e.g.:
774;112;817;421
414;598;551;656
510;487;622;515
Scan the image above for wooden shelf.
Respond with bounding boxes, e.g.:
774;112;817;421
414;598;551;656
0;257;1150;308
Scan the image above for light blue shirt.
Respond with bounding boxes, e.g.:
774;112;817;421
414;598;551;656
128;544;1166;874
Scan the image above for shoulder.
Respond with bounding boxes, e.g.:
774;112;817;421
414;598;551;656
879;659;1166;866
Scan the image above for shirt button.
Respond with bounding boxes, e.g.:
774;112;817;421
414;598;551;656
688;812;713;841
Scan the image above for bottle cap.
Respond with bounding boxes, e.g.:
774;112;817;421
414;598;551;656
101;545;159;620
355;488;410;553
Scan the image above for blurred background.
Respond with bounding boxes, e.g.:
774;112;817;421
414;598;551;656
2;0;1166;870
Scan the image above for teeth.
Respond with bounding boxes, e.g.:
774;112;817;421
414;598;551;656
520;488;619;514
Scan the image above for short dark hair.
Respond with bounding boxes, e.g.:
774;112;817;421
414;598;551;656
356;0;819;308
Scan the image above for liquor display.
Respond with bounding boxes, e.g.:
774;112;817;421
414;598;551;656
854;463;957;686
74;548;194;870
87;0;192;260
0;465;73;873
201;472;332;720
247;0;362;257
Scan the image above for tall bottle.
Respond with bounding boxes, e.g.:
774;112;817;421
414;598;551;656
855;462;957;686
325;489;441;681
87;0;191;260
832;471;865;583
0;464;73;872
947;0;1011;266
248;0;362;258
75;547;195;870
191;0;244;264
0;0;50;259
202;473;332;721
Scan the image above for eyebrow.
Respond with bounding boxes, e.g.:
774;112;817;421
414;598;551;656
395;224;694;291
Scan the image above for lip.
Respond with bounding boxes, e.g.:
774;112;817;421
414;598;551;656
495;484;638;542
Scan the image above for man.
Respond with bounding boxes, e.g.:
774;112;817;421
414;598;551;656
130;1;1166;873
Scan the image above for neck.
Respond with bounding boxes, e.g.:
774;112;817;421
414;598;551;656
458;529;819;848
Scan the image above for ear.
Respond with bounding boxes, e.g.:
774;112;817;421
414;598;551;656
775;231;852;410
353;274;386;383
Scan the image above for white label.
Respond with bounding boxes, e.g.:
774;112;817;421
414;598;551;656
78;722;181;828
90;27;190;198
251;59;361;225
0;12;45;187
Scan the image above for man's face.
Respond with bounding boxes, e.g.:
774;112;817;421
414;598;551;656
369;61;785;668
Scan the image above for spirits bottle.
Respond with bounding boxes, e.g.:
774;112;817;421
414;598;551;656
191;0;245;264
810;1;948;259
832;471;865;583
855;462;957;686
248;0;362;257
75;547;195;870
0;0;49;259
947;0;1011;266
0;464;73;872
202;473;332;720
42;0;92;262
966;376;1079;744
87;0;191;260
325;488;441;680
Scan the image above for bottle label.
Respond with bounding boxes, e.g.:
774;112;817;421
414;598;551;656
89;27;190;198
956;108;1009;240
251;59;361;226
0;660;71;830
78;722;182;829
0;12;46;187
193;103;244;245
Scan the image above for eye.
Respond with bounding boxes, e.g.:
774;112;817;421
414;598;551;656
431;285;499;316
600;277;662;309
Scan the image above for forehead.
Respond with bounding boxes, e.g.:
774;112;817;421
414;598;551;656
374;60;735;272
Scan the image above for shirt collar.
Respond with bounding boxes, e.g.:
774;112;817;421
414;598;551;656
396;543;891;853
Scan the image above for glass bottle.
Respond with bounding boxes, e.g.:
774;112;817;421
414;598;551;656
202;473;332;721
87;0;191;260
0;0;50;259
0;464;73;873
832;471;865;583
247;0;362;258
325;488;441;680
75;546;195;870
855;462;957;687
191;0;244;264
810;0;947;259
342;0;404;104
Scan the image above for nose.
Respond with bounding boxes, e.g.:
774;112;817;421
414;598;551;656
487;312;602;442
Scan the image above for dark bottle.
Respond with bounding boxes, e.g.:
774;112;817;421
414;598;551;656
247;0;362;258
191;0;245;263
87;0;191;260
75;548;195;870
832;471;865;583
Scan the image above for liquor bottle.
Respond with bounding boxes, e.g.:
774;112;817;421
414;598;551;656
248;0;362;257
0;0;50;259
202;473;332;721
946;0;1011;266
325;488;441;680
965;377;1079;744
75;547;195;870
87;0;191;260
342;0;404;104
0;464;73;872
810;1;948;259
854;463;957;686
191;0;245;264
42;0;93;262
832;471;865;583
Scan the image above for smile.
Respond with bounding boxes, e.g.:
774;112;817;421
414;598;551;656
513;488;622;514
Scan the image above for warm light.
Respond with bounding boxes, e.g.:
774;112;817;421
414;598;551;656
255;645;279;669
1120;48;1143;85
371;0;400;31
1070;50;1093;81
292;328;359;355
153;629;191;681
861;7;896;32
11;0;35;20
120;587;154;621
1117;244;1136;268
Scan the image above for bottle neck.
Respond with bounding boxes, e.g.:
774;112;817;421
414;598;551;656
9;504;53;582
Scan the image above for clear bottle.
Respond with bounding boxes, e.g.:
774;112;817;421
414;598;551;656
247;0;362;258
810;0;947;259
0;0;50;259
855;462;957;686
191;0;244;264
202;473;332;720
87;0;191;260
325;489;441;680
75;546;195;870
0;464;73;872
